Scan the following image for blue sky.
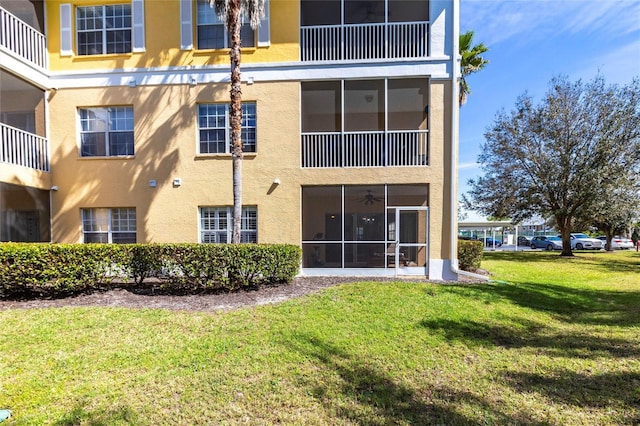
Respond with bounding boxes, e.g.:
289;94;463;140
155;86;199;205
458;0;640;221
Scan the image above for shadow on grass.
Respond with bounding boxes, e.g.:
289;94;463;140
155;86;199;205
287;333;550;425
54;403;141;426
484;250;640;274
503;369;640;424
420;318;640;358
454;282;640;327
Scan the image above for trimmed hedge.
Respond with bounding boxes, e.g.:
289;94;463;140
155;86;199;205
458;239;483;272
0;243;301;298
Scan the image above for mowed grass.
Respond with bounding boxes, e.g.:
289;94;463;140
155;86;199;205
1;251;639;425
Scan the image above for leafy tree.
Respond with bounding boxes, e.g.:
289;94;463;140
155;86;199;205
459;30;488;106
465;75;640;256
212;0;265;243
458;199;468;221
588;181;640;250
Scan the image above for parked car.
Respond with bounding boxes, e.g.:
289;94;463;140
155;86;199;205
517;236;532;246
596;236;634;250
561;233;603;250
530;236;563;250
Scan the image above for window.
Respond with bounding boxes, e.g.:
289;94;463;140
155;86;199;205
200;207;257;243
79;107;134;157
82;208;136;243
76;4;132;55
196;0;255;49
198;103;256;154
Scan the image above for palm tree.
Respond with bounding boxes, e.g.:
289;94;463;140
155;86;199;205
211;0;265;243
459;30;488;106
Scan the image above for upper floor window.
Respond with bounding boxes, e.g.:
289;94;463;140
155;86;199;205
77;4;132;55
198;103;256;154
79;107;134;157
200;206;257;243
196;0;255;49
82;207;136;243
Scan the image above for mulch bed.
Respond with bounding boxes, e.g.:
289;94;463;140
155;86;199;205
0;276;446;312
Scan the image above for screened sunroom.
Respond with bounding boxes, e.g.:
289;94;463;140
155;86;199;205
301;184;429;276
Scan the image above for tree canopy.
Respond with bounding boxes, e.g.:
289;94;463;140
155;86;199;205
459;30;488;106
464;75;640;255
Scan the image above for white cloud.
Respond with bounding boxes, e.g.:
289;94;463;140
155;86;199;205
572;40;640;83
462;0;640;46
458;161;480;170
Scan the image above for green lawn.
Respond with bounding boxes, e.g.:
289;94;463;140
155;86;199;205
1;251;639;425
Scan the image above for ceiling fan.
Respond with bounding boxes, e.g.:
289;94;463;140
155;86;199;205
360;190;383;205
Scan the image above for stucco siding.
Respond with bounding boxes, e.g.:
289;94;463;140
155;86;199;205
46;0;299;72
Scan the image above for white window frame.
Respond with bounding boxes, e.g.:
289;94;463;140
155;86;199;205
82;208;137;243
76;4;132;55
195;0;255;49
200;206;257;243
197;103;256;154
78;106;134;157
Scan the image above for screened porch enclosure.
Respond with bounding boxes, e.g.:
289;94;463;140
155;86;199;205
0;182;50;242
302;184;428;274
301;79;429;168
300;0;430;61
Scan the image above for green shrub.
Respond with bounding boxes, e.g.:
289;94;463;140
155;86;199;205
458;239;483;272
0;243;301;299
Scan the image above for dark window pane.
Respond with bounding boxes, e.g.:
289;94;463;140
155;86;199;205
112;232;136;244
302;243;342;268
109;132;134;155
240;24;255;47
198;25;225;49
389;0;429;22
84;233;108;243
106;29;131;53
301;81;341;132
300;0;340;26
302;186;342;241
78;31;103;55
345;0;384;24
345;80;384;131
81;133;106;156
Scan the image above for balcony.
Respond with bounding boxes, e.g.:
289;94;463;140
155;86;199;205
302;130;428;168
301;21;428;62
1;123;49;172
0;6;47;70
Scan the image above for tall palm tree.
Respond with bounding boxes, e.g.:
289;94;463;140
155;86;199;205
459;30;488;106
212;0;264;243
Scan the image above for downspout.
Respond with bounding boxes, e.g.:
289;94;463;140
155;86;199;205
449;0;488;281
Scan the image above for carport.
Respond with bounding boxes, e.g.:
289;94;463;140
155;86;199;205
458;220;522;250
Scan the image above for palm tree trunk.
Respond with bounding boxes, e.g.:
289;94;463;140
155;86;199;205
228;0;243;244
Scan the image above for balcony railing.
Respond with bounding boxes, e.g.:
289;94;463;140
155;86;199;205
302;130;428;168
301;21;428;62
0;7;47;70
1;123;49;172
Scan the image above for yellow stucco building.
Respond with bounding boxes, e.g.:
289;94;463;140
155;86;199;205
1;0;461;279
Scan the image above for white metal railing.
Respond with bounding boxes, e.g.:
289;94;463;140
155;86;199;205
0;7;47;70
302;130;428;168
0;123;49;172
301;21;428;62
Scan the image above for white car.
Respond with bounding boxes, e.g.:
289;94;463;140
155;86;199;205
596;236;634;250
562;233;603;250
